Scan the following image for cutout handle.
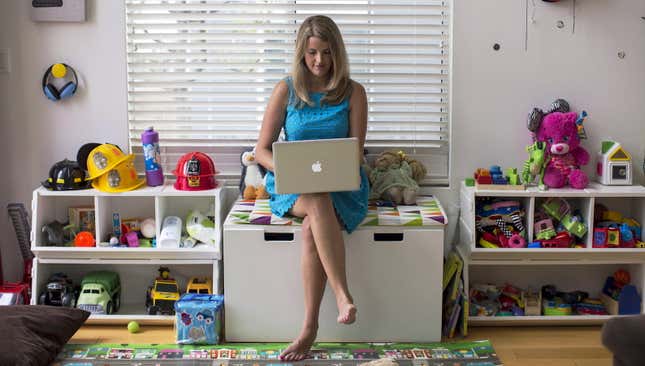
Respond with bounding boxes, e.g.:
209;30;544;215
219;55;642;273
373;233;404;242
264;232;295;242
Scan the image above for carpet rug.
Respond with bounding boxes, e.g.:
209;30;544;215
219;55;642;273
53;340;502;365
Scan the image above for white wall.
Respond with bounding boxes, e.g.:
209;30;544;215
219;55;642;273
0;1;127;281
0;0;643;280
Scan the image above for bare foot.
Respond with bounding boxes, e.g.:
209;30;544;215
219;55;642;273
337;302;357;324
279;327;317;362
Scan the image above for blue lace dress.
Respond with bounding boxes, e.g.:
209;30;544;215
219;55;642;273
264;77;369;233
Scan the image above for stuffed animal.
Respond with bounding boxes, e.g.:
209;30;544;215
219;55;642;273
239;149;269;200
368;150;427;205
535;112;590;189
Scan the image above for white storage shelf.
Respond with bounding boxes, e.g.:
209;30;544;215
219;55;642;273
32;259;219;324
459;182;645;326
30;184;228;325
459;182;645;261
32;185;225;260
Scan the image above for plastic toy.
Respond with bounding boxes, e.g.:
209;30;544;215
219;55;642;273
368;150;427;205
39;273;78;307
524;288;541;316
541;197;587;239
125;231;139;247
540;232;573;248
534;219;556;240
127;320;140;334
146;267;180;315
1;204;34;305
239;149;269;200
186;210;216;247
74;231;96;247
172;152;219;191
473;166;524;190
92;155;145;193
158;216;182;248
41;159;90;191
42;220;74;246
475;199;527;248
186;277;213;294
140;218;156;239
601;271;642;315
84;143;132;180
522;141;547;190
175;293;224;344
597;140;632;185
77;271;121;314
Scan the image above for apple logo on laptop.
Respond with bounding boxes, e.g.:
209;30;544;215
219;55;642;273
311;161;322;173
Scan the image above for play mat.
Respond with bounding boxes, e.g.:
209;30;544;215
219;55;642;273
54;340;501;365
225;197;447;227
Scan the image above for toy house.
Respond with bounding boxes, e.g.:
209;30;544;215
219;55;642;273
597;141;632;185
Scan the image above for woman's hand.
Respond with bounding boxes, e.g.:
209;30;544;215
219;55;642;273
255;80;289;172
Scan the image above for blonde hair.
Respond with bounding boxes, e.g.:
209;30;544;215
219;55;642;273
292;15;352;107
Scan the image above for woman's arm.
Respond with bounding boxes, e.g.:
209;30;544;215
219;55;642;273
348;80;368;160
255;80;289;172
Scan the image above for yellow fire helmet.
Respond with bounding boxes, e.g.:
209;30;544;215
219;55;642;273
91;156;145;193
86;143;133;180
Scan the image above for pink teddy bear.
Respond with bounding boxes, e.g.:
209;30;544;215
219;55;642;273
536;112;589;189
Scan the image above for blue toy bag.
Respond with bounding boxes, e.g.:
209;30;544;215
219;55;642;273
174;293;224;344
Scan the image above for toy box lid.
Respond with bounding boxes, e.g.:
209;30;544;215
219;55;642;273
225;196;447;227
175;293;224;310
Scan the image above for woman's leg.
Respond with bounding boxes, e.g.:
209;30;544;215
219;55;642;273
279;216;327;361
291;193;357;324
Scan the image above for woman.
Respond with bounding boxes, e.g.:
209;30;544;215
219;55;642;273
254;15;369;361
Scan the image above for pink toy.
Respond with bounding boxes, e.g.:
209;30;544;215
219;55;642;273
536;112;590;189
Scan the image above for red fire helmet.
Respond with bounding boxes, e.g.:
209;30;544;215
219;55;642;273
172;152;219;191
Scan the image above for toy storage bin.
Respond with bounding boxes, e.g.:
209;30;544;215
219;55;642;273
32;188;96;247
32;259;219;324
95;195;156;245
591;196;644;249
473;196;531;249
157;186;224;251
533;197;592;246
223;224;444;342
468;262;644;325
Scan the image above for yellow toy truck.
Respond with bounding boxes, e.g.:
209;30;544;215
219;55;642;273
145;267;180;315
186;277;212;294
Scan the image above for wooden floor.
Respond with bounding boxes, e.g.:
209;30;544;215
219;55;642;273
70;325;613;365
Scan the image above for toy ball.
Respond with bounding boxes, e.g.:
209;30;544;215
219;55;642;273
127;321;140;333
109;236;119;245
51;63;67;78
140;218;156;238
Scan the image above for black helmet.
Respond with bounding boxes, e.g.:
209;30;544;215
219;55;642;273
42;159;91;191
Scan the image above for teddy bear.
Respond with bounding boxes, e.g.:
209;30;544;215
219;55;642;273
368;150;427;205
535;111;590;189
239;149;269;200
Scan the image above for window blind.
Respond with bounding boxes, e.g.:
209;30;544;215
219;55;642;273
126;0;451;184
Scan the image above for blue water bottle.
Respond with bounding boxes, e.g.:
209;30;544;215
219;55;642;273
141;126;164;186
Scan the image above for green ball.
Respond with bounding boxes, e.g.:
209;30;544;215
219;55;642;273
127;321;140;333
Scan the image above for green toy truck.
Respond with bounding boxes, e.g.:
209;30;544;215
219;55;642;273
76;271;121;315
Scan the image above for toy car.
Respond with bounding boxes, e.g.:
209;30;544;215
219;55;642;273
186;277;212;294
76;271;121;314
39;272;78;307
146;267;180;315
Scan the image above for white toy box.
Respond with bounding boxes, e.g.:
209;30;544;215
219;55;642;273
223;197;447;342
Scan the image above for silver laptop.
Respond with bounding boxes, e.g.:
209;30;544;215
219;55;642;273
272;138;361;194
